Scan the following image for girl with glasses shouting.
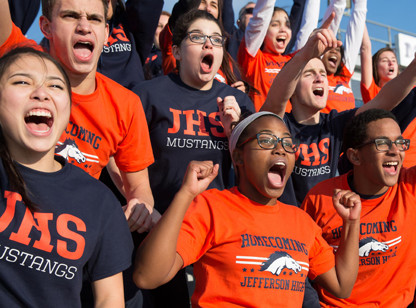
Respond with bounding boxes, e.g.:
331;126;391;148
134;112;362;307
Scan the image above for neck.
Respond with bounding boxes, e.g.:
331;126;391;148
11;150;61;173
179;71;214;91
291;106;320;125
351;170;389;196
68;71;97;95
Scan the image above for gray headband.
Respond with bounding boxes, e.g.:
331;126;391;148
229;111;284;156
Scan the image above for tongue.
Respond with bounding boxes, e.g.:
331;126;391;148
201;60;212;73
27;122;50;132
74;44;92;60
268;171;283;187
383;165;396;173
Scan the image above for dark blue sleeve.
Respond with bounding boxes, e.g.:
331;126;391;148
391;87;416;133
221;0;235;35
169;0;201;30
8;0;40;35
125;0;164;65
285;0;306;54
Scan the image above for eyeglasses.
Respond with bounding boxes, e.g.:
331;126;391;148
186;32;225;47
357;138;410;152
239;133;298;153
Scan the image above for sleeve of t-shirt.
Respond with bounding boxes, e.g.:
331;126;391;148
86;191;134;281
360;78;380;104
0;22;41;57
307;223;335;280
176;194;215;267
113;91;154;172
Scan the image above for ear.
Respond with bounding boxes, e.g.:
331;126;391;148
39;15;53;39
172;45;181;61
232;148;244;166
346;148;361;166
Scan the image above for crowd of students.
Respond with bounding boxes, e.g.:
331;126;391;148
0;0;416;307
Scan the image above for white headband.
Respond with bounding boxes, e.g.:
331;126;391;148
229;111;284;156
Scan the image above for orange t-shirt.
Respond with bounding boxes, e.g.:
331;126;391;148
238;38;294;112
322;65;356;114
177;187;335;308
360;78;380;104
302;169;416;307
1;23;154;178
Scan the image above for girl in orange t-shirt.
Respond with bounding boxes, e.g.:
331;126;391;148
134;112;362;307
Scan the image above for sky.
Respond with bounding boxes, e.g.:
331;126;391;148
26;0;416;53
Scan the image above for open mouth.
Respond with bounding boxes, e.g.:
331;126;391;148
383;161;398;174
268;161;286;187
313;87;324;97
25;109;53;133
201;54;214;73
329;55;338;66
73;41;94;59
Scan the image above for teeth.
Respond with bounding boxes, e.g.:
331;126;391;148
329;56;337;61
78;41;92;46
26;110;52;118
384;162;398;166
275;162;286;166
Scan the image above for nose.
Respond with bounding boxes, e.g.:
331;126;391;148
203;36;213;49
272;140;286;155
387;142;401;155
31;84;50;102
76;16;91;33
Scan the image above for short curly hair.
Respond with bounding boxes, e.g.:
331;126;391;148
342;109;398;152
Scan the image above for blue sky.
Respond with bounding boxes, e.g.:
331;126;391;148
26;0;416;52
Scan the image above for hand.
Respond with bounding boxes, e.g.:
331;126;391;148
230;81;247;93
302;12;342;60
217;96;241;138
181;161;219;198
123;199;153;233
332;189;361;222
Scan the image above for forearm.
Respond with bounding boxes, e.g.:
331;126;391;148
344;0;367;72
0;0;13;47
134;188;193;288
360;25;373;88
323;0;346;35
261;49;311;116
333;219;360;297
294;0;320;50
245;0;275;56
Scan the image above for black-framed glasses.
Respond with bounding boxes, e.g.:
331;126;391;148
186;32;225;47
357;138;410;152
239;133;298;153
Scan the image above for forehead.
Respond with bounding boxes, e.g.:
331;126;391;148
188;18;221;34
365;118;401;138
272;10;289;20
52;0;105;16
379;51;396;59
247;116;289;135
304;58;325;71
201;0;218;6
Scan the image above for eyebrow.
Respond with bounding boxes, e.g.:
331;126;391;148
188;29;222;36
259;129;291;137
9;72;66;84
60;9;104;21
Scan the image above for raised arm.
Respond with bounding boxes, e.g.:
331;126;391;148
261;14;342;117
126;0;164;65
343;0;367;73
134;161;219;289
293;0;320;51
322;0;346;37
360;24;373;89
244;0;276;57
357;53;416;115
0;0;13;47
315;189;361;298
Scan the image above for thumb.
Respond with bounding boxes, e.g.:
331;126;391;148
320;12;335;30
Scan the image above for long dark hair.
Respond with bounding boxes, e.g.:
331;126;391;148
0;47;71;211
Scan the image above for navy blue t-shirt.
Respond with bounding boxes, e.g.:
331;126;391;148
0;157;133;307
138;73;255;214
281;109;357;206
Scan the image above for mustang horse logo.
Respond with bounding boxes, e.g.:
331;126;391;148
260;251;302;276
56;138;86;164
359;237;389;257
